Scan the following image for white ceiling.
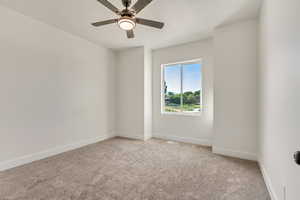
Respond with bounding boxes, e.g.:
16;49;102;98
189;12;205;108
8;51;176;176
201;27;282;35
0;0;262;50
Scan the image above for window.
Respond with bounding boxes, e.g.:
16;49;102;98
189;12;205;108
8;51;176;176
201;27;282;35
161;59;202;115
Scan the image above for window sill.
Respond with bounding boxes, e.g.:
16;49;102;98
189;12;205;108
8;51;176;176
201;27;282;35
161;112;202;117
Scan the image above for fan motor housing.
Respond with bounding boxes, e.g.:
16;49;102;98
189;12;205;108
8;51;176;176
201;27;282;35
120;9;135;17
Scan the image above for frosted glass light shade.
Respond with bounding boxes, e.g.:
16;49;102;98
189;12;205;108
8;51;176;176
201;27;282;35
118;17;136;30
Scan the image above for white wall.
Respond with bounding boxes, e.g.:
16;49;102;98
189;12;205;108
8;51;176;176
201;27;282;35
213;19;258;161
144;48;153;140
0;5;116;170
259;1;300;199
115;47;145;140
152;39;214;145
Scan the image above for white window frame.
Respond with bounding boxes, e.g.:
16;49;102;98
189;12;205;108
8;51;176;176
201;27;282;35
161;58;203;116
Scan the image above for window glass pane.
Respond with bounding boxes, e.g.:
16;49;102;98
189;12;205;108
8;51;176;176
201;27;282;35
164;65;181;112
182;63;202;113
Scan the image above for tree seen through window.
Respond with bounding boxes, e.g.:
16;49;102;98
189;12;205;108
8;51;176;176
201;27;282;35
163;61;202;113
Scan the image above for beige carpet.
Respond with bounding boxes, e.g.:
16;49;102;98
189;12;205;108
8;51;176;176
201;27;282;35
0;137;270;200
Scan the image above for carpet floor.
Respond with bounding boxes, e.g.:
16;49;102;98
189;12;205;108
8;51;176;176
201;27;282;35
0;137;270;200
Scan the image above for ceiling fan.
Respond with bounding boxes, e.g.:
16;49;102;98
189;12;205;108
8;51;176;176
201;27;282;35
91;0;164;39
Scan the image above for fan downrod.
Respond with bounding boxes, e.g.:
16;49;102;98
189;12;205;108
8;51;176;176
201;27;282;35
122;0;132;8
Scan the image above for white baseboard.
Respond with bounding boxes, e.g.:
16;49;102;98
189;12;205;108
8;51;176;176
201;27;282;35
117;133;146;141
212;146;257;161
144;134;152;141
259;163;279;200
0;134;114;172
153;133;212;146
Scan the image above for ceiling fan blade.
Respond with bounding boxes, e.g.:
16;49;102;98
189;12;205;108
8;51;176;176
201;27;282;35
136;18;164;29
131;0;153;14
97;0;120;14
126;30;135;39
91;19;118;27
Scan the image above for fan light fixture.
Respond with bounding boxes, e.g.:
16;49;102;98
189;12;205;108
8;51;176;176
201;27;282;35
92;0;165;39
118;17;136;30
